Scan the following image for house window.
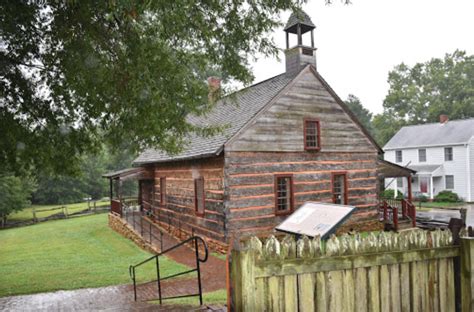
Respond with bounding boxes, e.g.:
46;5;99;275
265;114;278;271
445;175;454;189
275;175;294;215
396;177;403;188
194;177;205;216
160;177;166;205
418;149;426;162
304;118;320;151
332;173;348;205
395;150;403;163
444;147;453;161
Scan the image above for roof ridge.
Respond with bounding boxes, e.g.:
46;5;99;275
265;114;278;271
401;117;474;128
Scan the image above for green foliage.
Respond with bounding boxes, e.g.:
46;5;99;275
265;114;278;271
416;194;429;202
0;214;187;297
345;94;374;135
434;190;460;203
0;174;37;223
380;189;395;198
1;0;300;175
32;144;136;204
373;50;474;145
380;189;404;199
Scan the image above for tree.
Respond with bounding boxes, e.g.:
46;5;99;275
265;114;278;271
373;50;474;146
345;94;374;135
32;143;137;204
0;174;36;226
1;1;302;175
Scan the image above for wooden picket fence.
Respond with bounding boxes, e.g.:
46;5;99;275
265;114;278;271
229;229;474;311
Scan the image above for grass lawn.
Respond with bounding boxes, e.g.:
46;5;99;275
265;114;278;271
8;201;110;222
413;201;464;210
0;214;188;297
151;289;227;306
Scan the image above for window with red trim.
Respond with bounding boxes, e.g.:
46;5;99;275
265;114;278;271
160;177;166;205
304;119;320;150
275;175;294;215
194;177;205;216
332;173;347;205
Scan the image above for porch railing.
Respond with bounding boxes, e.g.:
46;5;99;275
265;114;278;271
379;198;416;230
123;204;164;252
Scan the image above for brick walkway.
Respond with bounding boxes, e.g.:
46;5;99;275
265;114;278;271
0;285;225;311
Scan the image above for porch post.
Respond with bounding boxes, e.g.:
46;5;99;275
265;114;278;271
430;176;434;200
407;176;412;202
109;179;113;201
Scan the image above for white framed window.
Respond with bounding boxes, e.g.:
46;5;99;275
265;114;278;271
396;177;403;187
418;149;426;162
444;147;453;161
395;150;402;163
445;175;454;189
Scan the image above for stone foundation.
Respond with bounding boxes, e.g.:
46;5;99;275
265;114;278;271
108;213;159;254
151;218;228;254
109;213;228;254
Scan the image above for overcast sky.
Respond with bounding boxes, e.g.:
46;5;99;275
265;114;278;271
249;0;474;114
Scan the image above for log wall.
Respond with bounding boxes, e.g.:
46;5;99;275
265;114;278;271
152;156;226;243
224;151;380;238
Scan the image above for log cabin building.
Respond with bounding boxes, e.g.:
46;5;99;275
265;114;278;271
105;11;414;250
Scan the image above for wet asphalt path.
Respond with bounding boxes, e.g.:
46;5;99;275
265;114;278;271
416;203;474;227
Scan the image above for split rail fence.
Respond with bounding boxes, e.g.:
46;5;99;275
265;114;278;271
229;229;474;311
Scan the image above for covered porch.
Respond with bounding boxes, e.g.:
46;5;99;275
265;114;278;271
377;159;417;230
102;167;154;216
406;164;443;200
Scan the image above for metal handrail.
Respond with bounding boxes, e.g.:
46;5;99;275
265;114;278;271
129;235;209;304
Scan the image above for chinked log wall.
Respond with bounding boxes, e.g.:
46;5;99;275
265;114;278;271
153;157;226;244
224;151;381;238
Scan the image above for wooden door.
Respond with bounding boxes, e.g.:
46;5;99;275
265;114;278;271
420;177;428;193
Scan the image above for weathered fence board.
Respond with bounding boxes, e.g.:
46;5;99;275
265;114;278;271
230;229;474;311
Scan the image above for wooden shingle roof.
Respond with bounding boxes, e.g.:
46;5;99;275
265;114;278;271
133;71;300;165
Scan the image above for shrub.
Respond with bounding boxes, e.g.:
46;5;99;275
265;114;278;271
416;195;429;202
381;189;394;199
396;192;404;200
434;190;460;202
380;189;404;199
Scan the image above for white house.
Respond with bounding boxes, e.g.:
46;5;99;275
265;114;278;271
383;116;474;202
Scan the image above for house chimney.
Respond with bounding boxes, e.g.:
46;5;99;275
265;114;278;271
439;114;449;124
207;76;221;103
284;9;317;75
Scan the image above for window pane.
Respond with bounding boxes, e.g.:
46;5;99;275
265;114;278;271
444;147;453;161
445;175;454;189
333;174;346;205
418;149;426;162
395;150;403;163
305;120;319;149
276;176;292;213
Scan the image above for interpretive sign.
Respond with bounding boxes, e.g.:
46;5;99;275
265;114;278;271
275;202;355;239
